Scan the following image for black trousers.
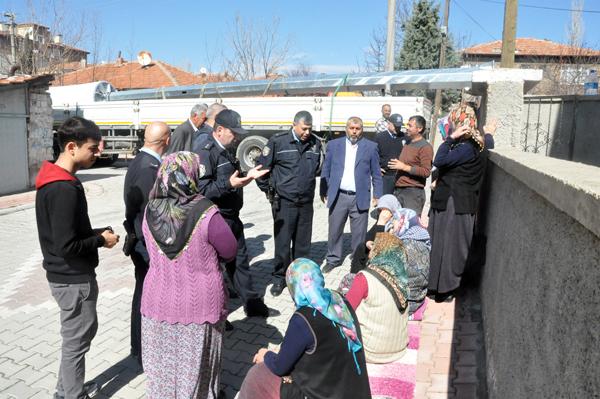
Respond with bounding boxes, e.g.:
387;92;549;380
381;173;397;196
129;241;149;358
223;215;260;303
272;200;314;282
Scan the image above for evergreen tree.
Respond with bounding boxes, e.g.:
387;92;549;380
396;0;460;111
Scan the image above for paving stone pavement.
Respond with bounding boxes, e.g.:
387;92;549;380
0;160;362;399
0;159;486;399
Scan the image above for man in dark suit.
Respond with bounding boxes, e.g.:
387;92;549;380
320;116;382;273
166;103;207;154
123;121;170;363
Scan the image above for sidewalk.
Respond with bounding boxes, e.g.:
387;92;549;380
0;163;486;398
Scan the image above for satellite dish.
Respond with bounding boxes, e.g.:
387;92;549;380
137;51;153;67
199;67;208;75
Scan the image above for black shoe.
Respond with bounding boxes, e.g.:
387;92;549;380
245;298;269;318
270;281;286;297
225;320;234;331
434;293;454;303
322;263;339;274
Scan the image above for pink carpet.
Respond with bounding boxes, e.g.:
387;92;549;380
367;303;426;399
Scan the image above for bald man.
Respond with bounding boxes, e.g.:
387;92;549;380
123;121;170;363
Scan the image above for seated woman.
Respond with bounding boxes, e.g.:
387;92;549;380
238;258;371;399
346;194;431;315
346;233;410;363
141;152;237;399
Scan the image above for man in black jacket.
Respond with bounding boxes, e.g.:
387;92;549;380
165;103;207;154
123;121;170;364
35;117;119;399
255;111;322;296
197;109;270;317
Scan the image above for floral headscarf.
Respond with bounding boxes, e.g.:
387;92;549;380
145;151;214;260
448;104;484;151
376;194;431;247
366;233;410;312
286;258;363;374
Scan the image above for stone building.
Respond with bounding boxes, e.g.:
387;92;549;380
0;74;54;195
0;22;88;76
462;38;600;95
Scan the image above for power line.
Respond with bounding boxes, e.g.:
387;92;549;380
453;0;498;40
479;0;600;14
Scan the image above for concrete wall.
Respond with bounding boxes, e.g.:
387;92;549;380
27;86;53;185
479;148;600;398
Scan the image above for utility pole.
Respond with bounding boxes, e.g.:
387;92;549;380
384;0;396;96
385;0;396;72
3;12;17;66
430;0;450;146
501;0;518;68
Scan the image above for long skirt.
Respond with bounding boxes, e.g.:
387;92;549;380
428;196;475;294
403;239;430;313
142;316;224;399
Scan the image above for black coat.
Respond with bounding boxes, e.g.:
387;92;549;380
124;150;160;243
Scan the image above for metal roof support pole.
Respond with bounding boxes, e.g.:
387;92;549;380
430;0;451;147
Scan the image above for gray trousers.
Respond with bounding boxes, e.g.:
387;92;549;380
394;187;426;215
49;280;99;399
326;192;368;266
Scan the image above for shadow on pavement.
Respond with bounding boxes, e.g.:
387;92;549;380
92;355;143;397
222;317;284;396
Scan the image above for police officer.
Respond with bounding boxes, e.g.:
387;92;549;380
256;111;322;297
197;109;270;317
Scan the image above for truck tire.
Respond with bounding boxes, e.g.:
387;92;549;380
237;136;268;172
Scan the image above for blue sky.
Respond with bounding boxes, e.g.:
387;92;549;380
2;0;599;74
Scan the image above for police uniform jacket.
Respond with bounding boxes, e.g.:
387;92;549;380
196;135;243;217
256;130;322;204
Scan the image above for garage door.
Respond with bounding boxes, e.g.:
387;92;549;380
0;86;29;195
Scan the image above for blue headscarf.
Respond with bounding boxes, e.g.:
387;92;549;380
286;258;363;374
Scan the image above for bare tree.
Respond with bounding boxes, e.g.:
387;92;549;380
566;0;584;48
362;1;412;72
363;27;386;72
285;62;313;77
535;0;599;95
223;15;291;80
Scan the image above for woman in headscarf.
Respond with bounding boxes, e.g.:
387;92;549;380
428;104;495;302
344;194;431;316
238;258;371;399
140;152;237;399
345;233;410;363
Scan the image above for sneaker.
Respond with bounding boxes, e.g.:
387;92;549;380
270;280;286;297
321;263;339;274
244;298;269;318
54;381;99;399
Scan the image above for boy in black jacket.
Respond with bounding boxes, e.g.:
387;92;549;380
36;117;119;399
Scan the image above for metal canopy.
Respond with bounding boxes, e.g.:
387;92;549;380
107;65;494;101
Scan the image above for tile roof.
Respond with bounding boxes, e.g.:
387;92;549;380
53;60;232;90
0;74;53;86
463;38;600;57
